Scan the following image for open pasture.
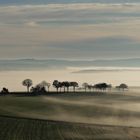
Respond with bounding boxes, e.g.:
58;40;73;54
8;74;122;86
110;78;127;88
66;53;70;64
0;91;140;139
0;115;139;140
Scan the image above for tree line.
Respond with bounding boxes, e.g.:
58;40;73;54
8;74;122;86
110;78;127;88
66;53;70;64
21;79;128;93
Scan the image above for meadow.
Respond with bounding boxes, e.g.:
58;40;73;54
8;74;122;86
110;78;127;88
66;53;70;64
0;91;140;139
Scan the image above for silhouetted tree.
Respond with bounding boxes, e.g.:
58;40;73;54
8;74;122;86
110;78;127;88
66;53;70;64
94;83;108;91
65;81;70;92
46;83;51;92
53;80;61;92
70;82;78;92
117;83;128;91
87;85;93;92
31;84;47;93
82;83;89;92
1;87;9;94
107;84;112;91
22;79;33;92
40;81;51;92
61;81;70;92
59;82;63;92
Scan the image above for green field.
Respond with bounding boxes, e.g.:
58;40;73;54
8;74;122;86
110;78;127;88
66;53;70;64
0;92;140;139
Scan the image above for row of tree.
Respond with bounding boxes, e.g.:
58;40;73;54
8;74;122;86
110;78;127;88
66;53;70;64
52;80;78;92
22;79;128;93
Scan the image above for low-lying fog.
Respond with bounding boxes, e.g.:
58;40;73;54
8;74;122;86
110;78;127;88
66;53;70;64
2;92;139;127
39;93;140;127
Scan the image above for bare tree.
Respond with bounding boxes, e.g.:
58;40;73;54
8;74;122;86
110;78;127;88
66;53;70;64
22;79;33;92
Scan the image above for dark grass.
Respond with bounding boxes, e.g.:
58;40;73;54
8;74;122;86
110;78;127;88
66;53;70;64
0;93;140;122
0;115;139;140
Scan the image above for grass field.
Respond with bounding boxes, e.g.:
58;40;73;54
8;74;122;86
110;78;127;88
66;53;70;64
0;115;140;140
0;91;140;139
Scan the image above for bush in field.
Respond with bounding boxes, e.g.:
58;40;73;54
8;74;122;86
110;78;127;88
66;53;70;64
22;79;33;92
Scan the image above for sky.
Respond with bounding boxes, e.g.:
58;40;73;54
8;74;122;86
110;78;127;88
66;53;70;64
0;0;140;60
1;0;140;89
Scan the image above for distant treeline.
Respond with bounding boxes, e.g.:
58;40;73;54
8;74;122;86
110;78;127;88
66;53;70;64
0;79;128;94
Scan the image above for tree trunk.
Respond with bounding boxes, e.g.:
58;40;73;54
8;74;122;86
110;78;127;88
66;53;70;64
73;87;75;92
27;86;29;93
67;87;69;93
56;88;58;93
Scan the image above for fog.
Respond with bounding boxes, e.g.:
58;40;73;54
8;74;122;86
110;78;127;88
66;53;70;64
0;89;140;127
9;93;139;127
39;94;140;127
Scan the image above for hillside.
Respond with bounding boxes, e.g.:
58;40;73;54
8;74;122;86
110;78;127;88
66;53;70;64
0;115;139;140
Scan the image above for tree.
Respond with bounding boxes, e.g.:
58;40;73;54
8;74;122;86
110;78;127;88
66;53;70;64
107;84;112;91
118;83;128;91
53;80;61;92
70;82;78;92
87;85;93;92
1;87;9;94
61;81;70;92
40;81;51;92
46;83;51;92
30;83;47;93
94;83;108;91
22;79;33;92
82;83;89;92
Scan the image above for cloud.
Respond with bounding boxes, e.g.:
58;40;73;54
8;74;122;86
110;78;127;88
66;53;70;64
0;3;140;11
72;69;140;73
24;21;39;27
0;3;140;26
71;67;140;73
0;3;140;59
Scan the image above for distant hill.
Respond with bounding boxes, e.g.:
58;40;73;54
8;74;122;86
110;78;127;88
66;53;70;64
1;58;140;71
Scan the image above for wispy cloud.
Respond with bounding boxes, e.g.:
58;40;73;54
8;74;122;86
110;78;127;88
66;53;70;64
1;3;140;25
71;67;140;73
0;3;140;59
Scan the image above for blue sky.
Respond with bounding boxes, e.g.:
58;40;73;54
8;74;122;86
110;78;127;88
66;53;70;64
0;0;140;60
